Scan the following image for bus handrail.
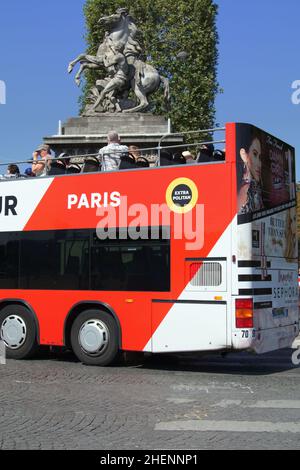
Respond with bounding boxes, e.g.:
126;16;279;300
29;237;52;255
0;137;226;169
157;127;226;166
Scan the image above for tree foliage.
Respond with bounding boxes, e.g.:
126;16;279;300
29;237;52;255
81;0;219;133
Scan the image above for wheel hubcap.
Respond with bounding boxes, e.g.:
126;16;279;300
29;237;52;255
1;315;27;349
79;319;109;356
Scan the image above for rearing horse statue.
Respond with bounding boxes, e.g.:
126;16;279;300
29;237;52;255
68;8;170;114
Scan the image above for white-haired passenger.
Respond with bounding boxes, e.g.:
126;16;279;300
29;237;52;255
99;131;129;172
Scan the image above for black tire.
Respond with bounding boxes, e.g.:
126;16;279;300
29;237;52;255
70;309;119;366
0;305;38;359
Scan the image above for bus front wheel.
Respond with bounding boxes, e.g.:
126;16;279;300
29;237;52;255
0;305;38;359
70;310;119;366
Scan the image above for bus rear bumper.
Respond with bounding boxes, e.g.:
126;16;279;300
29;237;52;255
232;324;299;355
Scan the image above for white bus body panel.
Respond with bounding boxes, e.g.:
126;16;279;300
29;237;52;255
147;220;233;353
233;215;299;354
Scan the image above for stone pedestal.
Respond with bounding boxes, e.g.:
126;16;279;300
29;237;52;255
44;114;183;158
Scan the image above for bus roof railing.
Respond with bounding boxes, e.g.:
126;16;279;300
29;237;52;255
158;127;226;146
0;127;226;171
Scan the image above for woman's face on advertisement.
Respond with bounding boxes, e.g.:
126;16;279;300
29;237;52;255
240;138;262;182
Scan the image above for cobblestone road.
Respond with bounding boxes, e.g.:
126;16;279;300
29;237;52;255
0;348;300;450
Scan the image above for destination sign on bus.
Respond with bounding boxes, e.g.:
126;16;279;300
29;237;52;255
67;191;121;210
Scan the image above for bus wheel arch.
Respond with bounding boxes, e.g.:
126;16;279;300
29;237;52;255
64;302;122;362
0;301;39;359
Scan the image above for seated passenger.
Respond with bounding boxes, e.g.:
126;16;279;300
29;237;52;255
24;168;36;178
128;145;141;161
173;152;186;165
197;143;215;163
5;164;21;178
32;144;52;176
182;151;196;164
99;131;129;172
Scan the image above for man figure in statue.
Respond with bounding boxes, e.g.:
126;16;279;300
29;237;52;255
90;41;129;114
68;7;170;114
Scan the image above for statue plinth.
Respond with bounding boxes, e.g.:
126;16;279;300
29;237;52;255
44;114;183;157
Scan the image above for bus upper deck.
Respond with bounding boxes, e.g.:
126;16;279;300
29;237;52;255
0;126;227;180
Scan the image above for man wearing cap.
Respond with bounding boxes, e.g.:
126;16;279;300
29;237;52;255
32;144;52;176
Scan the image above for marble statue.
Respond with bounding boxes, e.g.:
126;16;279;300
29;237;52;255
68;8;170;115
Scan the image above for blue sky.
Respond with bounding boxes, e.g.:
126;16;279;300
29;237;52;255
0;0;299;176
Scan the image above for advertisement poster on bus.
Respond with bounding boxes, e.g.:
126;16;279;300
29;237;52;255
236;124;297;262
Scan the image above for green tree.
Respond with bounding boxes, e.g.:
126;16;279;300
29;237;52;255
81;0;219;134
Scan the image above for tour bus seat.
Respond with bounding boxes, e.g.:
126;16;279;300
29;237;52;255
135;157;150;168
48;159;66;176
119;154;137;170
172;152;186;165
82;156;100;173
66;163;81;174
213;150;225;161
196;151;213;163
158;150;175;166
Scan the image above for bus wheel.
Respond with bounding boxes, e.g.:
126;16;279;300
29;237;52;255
0;305;38;359
70;310;119;366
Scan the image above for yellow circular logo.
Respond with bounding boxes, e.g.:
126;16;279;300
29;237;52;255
166;178;198;214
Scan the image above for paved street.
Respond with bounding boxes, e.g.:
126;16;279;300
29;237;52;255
0;348;300;450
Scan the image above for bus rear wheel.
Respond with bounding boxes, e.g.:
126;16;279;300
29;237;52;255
70;310;119;366
0;305;38;359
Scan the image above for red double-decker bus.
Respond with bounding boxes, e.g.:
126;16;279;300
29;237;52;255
0;123;298;366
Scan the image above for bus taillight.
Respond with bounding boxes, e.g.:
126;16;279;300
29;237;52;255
235;299;253;329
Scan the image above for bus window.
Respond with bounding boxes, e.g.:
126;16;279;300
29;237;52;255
91;238;170;292
0;233;19;289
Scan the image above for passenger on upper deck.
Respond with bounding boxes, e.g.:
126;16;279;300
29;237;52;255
99;131;129;172
6;164;21;178
182;151;196;164
24;168;36;178
128;145;141;161
32;144;52;177
197;143;215;163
